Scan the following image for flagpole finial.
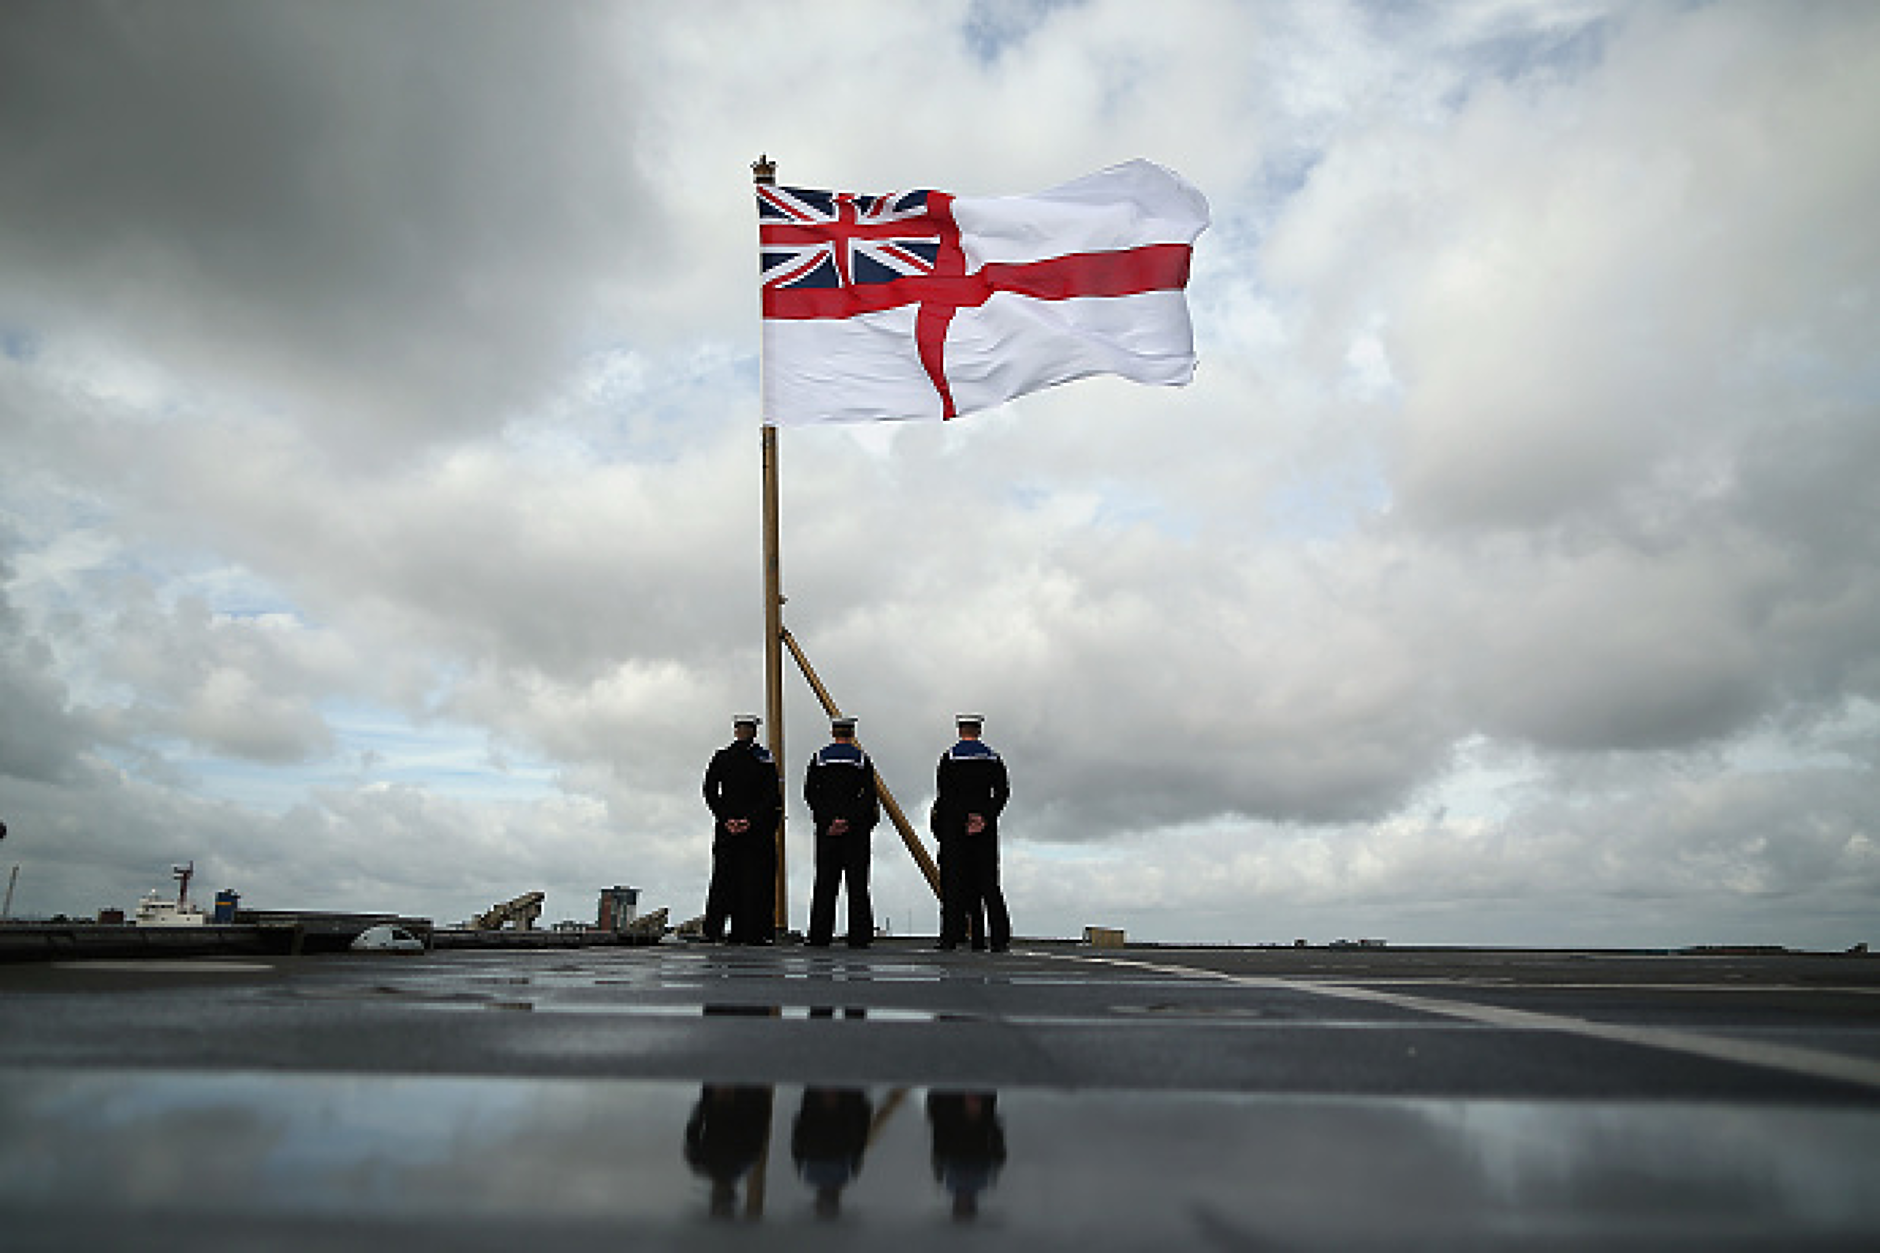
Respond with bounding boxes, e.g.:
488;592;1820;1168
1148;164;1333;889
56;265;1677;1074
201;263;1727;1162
752;154;776;185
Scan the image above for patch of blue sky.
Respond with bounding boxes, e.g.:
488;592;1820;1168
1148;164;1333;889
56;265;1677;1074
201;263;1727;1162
1428;3;1614;111
1727;699;1879;774
1263;457;1390;542
137;705;562;817
1734;321;1880;408
5;492;298;625
1340;327;1401;404
84;551;305;637
1190;165;1299;278
0;466;114;550
23;333;195;422
961;0;1085;64
1092;488;1197;541
181;567;304;622
1236;147;1325;237
508;339;753;465
325;702;560;798
1413;735;1539;826
5;524;122;613
1022;839;1126;867
635;340;754;448
1474;7;1612;83
117;749;318;816
2;326;37;362
1004;481;1052;513
1003;477;1198;542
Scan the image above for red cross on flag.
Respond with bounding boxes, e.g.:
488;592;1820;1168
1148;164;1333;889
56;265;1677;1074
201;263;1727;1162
758;160;1209;425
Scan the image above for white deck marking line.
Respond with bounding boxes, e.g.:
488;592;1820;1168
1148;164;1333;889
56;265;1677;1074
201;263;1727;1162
1038;951;1880;1094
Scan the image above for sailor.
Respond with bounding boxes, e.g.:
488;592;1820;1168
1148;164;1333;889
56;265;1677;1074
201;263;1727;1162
803;714;880;948
701;713;781;945
932;713;1011;952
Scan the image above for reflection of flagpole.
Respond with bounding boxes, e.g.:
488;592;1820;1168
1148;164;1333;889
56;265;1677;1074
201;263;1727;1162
755;155;788;936
867;1086;910;1146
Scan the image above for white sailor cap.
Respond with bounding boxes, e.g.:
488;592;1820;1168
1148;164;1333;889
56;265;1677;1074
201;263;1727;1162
830;715;857;732
955;712;985;727
732;713;761;727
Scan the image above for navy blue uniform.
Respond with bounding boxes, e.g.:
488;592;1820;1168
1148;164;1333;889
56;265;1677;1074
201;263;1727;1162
932;738;1011;950
803;740;880;947
702;737;780;944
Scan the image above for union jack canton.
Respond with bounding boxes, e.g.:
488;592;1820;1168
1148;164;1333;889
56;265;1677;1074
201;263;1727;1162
759;186;945;294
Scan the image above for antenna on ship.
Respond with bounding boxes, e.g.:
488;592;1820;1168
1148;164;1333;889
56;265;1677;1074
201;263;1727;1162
172;861;194;907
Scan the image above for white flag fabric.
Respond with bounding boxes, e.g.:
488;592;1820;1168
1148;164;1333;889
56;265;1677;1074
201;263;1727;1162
758;160;1209;425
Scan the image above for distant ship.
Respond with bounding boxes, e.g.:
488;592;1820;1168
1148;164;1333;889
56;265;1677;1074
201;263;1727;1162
133;862;206;927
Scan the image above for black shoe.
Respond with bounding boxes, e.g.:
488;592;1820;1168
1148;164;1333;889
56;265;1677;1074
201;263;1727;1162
805;939;830;948
846;940;871;949
989;943;1009;953
934;942;959;951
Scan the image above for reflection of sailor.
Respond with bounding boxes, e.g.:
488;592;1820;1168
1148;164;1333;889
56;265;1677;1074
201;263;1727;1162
792;1087;873;1218
684;1084;775;1220
927;1090;1006;1221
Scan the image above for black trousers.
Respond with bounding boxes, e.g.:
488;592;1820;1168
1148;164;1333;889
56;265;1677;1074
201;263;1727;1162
807;825;873;945
702;842;736;940
736;837;778;944
938;834;1009;949
706;829;777;943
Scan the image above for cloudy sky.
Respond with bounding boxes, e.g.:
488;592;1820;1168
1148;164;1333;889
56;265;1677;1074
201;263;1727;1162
3;0;1876;948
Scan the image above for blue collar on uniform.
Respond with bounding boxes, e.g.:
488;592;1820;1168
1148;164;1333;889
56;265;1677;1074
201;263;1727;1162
739;740;774;764
948;739;998;760
814;742;867;767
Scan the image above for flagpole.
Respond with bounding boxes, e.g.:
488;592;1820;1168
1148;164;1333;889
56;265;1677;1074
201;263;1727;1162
761;424;786;934
754;155;788;937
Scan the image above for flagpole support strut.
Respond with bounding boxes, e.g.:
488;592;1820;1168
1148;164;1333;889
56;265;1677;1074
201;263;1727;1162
780;627;943;898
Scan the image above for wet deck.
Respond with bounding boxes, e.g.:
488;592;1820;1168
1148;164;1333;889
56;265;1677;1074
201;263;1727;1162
4;940;1879;1249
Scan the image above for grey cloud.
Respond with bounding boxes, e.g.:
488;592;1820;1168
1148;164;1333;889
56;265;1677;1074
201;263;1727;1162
0;536;103;784
97;592;339;764
1;0;671;458
0;630;95;786
1501;751;1880;913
